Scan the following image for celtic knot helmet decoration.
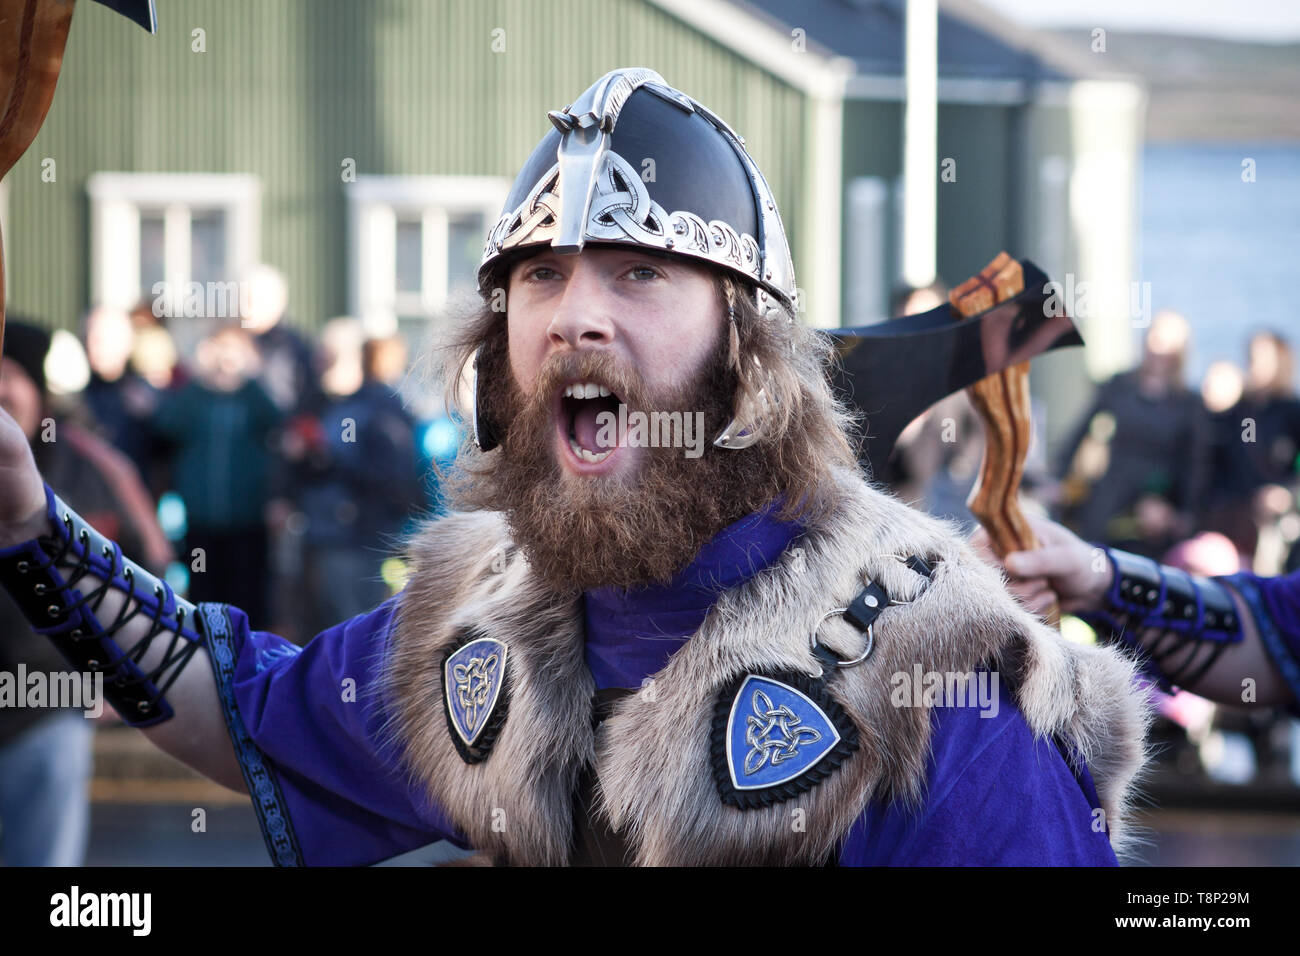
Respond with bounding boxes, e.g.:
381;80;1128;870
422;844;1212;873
477;67;796;313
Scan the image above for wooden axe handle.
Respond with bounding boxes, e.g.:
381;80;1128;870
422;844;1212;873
950;252;1060;627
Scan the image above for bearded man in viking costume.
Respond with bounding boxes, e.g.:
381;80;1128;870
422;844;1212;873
0;69;1148;866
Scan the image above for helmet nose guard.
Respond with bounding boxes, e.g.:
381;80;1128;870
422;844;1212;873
477;68;796;313
472;68;794;453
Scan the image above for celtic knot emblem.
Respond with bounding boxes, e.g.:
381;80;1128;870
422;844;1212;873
482;151;763;283
452;652;500;734
742;688;823;776
715;673;856;809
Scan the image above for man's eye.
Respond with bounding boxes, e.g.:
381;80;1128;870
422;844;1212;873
527;266;559;281
626;265;661;280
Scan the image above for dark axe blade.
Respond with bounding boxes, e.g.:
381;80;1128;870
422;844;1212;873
825;259;1082;475
90;0;157;32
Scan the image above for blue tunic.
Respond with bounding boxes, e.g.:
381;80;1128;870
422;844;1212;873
208;507;1119;866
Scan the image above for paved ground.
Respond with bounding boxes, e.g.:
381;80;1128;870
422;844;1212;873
78;727;1300;866
82;800;1300;866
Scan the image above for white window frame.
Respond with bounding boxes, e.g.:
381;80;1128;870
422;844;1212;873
347;175;510;334
86;172;261;311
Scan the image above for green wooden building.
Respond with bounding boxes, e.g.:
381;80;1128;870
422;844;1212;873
5;0;1144;441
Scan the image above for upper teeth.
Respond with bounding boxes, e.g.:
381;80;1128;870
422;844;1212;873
564;382;611;399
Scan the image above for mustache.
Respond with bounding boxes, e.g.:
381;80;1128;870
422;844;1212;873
510;349;657;420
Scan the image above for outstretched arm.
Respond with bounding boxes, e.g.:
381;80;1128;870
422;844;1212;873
971;514;1297;709
0;404;465;864
0;405;245;790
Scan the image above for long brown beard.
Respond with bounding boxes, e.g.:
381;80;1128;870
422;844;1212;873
453;331;788;592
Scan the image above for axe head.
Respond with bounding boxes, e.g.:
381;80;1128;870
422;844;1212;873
826;259;1082;475
91;0;156;31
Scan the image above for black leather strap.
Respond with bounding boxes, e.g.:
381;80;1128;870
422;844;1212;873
813;554;935;671
0;484;199;726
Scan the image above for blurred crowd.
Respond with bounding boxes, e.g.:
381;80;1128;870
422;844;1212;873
0;265;458;865
887;282;1300;792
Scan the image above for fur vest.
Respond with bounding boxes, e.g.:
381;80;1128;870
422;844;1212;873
382;473;1150;866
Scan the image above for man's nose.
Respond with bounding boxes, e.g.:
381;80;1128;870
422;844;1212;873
546;262;616;351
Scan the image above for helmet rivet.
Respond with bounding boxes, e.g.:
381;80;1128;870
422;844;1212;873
665;239;674;249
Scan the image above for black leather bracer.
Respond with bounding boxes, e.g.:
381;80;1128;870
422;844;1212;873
1077;546;1243;693
0;484;200;726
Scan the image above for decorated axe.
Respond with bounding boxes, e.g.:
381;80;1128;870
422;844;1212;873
0;0;154;351
827;254;1080;623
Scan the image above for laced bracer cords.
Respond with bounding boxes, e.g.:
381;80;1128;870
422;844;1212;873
0;484;200;726
1076;547;1244;693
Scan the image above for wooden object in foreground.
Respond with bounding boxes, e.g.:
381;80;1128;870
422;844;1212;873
0;0;78;353
950;252;1060;627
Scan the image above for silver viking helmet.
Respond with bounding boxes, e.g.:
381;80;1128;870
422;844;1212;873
472;67;795;453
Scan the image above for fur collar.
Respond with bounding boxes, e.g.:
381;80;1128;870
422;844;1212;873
382;473;1150;865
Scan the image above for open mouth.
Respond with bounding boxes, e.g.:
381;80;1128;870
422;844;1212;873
557;379;623;466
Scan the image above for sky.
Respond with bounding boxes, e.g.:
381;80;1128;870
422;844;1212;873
977;0;1300;42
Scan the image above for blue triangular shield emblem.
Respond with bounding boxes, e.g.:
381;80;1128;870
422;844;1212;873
726;674;840;790
711;671;858;808
444;637;509;749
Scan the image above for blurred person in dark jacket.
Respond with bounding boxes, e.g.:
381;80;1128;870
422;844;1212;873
1201;360;1259;560
148;323;282;626
237;264;323;417
1241;332;1300;485
0;321;169;866
81;305;165;492
1201;333;1300;569
1056;310;1211;559
297;329;423;636
239;265;325;642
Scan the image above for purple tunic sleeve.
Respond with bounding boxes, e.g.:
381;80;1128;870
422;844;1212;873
838;678;1118;866
1221;569;1300;716
197;598;467;866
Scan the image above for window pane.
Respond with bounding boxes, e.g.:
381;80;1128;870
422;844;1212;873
396;219;422;294
447;213;484;297
140;212;166;300
190;210;228;287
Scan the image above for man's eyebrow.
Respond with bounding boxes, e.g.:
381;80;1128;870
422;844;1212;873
508;251;550;275
508;245;701;284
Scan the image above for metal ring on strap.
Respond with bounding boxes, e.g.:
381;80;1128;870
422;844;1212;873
810;606;875;669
